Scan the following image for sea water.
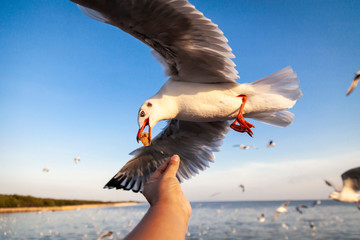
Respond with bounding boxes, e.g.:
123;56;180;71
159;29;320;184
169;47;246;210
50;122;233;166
0;200;359;240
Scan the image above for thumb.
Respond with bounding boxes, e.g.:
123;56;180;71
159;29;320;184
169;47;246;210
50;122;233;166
163;155;180;177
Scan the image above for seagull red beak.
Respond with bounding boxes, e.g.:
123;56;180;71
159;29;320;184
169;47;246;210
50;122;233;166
137;117;152;144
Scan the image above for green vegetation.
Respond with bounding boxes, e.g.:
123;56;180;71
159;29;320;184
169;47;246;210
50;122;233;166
0;194;136;208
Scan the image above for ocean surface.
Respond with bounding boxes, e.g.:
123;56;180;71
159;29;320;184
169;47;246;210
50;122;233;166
0;200;359;240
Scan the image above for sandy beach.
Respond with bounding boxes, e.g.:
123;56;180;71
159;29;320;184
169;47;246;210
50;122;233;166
0;202;138;214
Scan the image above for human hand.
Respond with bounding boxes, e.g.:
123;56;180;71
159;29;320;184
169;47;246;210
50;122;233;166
143;155;192;220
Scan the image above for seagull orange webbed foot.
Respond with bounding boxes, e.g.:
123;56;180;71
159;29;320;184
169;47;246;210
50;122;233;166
230;95;254;137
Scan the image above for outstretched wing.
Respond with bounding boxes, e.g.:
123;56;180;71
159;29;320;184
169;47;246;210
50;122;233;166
324;179;342;192
105;120;229;192
341;166;360;192
71;0;238;83
281;200;290;208
346;71;360;96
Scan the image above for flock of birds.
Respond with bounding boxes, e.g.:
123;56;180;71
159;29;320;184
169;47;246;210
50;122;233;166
233;140;276;150
68;0;359;215
42;157;80;173
259;166;360;226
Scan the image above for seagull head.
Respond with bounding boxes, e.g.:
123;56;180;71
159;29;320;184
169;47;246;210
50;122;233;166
136;100;160;144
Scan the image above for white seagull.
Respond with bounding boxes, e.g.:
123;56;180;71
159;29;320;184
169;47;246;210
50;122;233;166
71;0;302;192
74;156;80;164
346;70;360;96
233;144;256;150
258;213;266;223
42;168;50;172
97;231;113;240
267;140;276;148
273;201;290;221
325;166;360;210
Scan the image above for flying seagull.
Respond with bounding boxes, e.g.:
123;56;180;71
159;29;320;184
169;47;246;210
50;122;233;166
71;0;302;192
346;70;360;96
295;204;308;214
74;157;80;164
258;213;266;223
272;201;290;221
267;140;276;148
311;200;321;207
97;231;113;240
239;184;245;192
308;220;316;231
233;144;256;150
325;166;360;210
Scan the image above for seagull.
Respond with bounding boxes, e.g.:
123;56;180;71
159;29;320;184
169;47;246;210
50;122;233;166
272;201;290;221
233;144;256;150
308;220;316;230
71;0;302;192
209;192;222;198
267;140;276;148
325;166;360;210
74;157;80;164
295;204;308;214
239;184;245;192
42;168;50;172
97;231;113;240
311;200;321;207
346;70;360;96
258;213;266;223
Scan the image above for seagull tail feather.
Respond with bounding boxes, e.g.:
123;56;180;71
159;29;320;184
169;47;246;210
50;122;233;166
246;66;302;127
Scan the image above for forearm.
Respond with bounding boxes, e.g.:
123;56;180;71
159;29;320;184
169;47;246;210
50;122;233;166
124;204;189;240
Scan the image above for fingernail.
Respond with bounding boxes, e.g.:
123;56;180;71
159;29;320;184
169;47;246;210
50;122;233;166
172;155;179;162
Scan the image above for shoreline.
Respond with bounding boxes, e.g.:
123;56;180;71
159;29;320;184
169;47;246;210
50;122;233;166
0;202;138;214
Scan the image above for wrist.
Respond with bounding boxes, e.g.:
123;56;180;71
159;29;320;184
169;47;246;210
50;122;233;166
150;202;191;226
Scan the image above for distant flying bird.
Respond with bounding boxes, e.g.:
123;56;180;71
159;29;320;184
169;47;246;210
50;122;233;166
308;220;316;230
239;184;245;192
273;201;290;221
311;200;321;207
325;166;360;210
97;231;113;240
346;70;360;96
233;144;256;150
42;168;50;172
258;213;266;223
295;204;308;214
74;157;80;164
267;140;276;148
209;192;222;198
71;0;302;193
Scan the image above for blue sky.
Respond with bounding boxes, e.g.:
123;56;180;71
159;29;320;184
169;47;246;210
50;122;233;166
1;0;359;202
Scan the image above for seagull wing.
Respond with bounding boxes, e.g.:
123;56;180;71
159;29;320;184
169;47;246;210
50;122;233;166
346;72;360;96
295;206;302;214
341;166;360;192
281;200;290;208
71;0;238;83
272;212;280;221
104;120;229;192
324;179;342;192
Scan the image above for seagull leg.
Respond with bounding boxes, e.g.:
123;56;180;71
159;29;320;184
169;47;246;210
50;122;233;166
355;202;360;210
230;95;254;137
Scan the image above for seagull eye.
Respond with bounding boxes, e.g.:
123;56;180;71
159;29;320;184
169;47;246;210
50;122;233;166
140;110;146;117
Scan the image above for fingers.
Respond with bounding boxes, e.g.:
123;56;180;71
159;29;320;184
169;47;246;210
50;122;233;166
148;158;171;181
163;155;180;178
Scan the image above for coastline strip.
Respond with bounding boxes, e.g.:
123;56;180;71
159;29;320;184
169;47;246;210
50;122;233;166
0;202;138;214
